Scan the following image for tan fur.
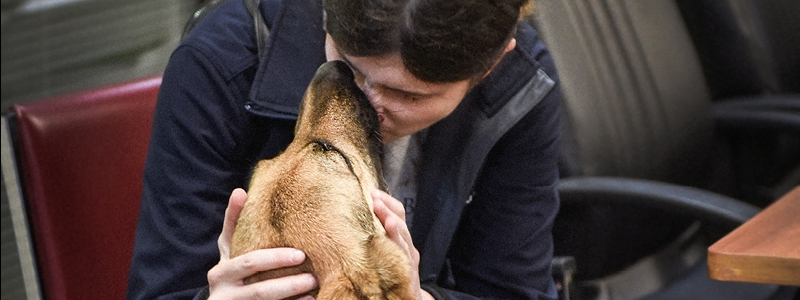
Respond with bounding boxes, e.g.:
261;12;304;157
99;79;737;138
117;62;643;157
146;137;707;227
230;61;413;300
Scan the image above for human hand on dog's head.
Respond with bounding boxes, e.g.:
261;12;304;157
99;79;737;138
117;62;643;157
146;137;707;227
371;189;434;300
205;188;318;300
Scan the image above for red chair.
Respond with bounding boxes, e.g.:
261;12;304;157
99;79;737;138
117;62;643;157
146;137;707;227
4;76;160;300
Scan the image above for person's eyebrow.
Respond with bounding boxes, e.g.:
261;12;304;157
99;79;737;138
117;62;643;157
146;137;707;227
335;47;439;99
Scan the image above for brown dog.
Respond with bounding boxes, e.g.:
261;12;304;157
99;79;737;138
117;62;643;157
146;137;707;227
230;61;413;300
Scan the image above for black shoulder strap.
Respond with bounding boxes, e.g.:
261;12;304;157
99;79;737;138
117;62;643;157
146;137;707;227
244;0;270;58
181;0;223;39
182;0;270;58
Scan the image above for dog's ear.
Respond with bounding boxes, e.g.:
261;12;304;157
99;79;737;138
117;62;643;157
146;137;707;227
294;90;314;137
253;159;276;173
247;159;276;188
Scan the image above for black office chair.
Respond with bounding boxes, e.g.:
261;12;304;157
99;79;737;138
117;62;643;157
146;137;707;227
554;178;799;300
675;0;800;99
528;0;798;299
675;0;800;205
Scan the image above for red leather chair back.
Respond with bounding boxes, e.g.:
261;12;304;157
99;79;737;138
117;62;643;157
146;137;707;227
10;76;161;300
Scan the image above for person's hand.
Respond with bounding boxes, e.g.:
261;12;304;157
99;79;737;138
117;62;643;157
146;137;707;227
206;188;318;300
371;189;434;300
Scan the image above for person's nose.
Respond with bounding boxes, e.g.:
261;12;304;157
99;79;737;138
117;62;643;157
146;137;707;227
357;80;382;111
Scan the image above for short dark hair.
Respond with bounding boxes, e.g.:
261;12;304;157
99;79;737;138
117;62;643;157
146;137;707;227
324;0;532;82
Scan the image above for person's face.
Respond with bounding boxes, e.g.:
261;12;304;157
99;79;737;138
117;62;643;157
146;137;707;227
325;34;472;143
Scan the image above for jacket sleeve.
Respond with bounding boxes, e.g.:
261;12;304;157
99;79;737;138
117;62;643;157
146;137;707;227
437;79;562;300
125;43;278;300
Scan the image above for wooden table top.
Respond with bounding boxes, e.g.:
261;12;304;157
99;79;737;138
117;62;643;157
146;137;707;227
708;186;800;286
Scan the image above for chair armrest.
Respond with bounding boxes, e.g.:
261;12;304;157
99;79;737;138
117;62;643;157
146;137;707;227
711;95;800;132
557;177;760;229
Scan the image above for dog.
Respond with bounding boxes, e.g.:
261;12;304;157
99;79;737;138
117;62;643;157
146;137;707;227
230;61;414;300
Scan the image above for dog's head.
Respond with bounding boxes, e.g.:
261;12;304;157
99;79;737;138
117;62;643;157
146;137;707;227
231;61;412;298
232;59;386;261
292;60;384;188
243;60;385;216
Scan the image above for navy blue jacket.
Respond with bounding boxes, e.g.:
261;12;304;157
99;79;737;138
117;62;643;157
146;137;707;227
127;0;563;299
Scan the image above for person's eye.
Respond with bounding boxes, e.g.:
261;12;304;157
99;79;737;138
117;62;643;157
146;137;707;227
403;93;420;102
395;90;420;102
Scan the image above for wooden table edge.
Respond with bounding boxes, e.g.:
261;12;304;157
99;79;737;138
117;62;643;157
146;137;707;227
708;249;800;286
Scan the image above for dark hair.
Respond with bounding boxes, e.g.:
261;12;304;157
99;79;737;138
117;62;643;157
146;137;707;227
324;0;532;82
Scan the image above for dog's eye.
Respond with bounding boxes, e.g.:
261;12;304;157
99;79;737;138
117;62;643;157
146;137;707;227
312;140;338;153
317;141;334;152
311;140;357;175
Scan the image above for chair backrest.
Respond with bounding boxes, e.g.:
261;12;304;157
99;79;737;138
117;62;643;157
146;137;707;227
674;0;800;205
529;0;716;280
530;0;715;188
676;0;800;99
8;76;160;300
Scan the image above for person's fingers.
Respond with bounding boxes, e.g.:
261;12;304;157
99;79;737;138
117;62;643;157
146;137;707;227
385;209;416;261
371;189;406;221
244;273;318;300
369;191;424;300
371;190;417;263
208;247;315;300
208;271;317;300
372;193;396;231
219;188;248;260
209;248;307;283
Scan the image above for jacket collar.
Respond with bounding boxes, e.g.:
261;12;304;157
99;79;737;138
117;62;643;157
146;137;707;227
472;22;543;117
246;0;327;120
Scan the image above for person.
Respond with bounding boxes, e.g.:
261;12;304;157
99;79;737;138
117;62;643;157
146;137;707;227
126;0;563;298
